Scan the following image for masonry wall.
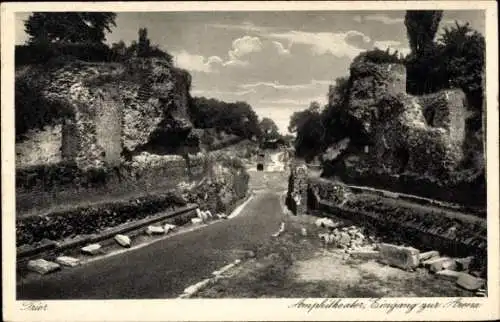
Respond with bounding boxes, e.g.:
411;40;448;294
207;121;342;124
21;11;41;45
16;151;215;215
16;125;63;167
95;92;123;166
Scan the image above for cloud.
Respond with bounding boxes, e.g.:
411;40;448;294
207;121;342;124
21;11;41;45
228;36;263;60
363;14;404;25
191;88;256;96
174;36;267;71
207;22;266;33
239;79;331;90
346;30;371;44
260;97;326;107
272;41;291;55
264;30;371;58
173;50;223;72
373;40;410;56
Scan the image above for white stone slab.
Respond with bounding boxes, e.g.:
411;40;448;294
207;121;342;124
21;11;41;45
55;256;80;267
27;259;60;274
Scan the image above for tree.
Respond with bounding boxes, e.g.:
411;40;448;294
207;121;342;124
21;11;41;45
259;117;280;140
288;101;326;161
438;22;485;95
189;96;261;140
404;10;443;57
137;28;151;57
24;12;116;44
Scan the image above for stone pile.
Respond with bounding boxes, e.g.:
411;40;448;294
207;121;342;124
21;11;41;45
419;252;485;294
317;220;380;251
313;218;486;295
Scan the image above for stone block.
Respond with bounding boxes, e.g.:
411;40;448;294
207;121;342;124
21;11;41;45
428;257;457;273
378;243;420;270
315;217;337;228
27;259;61;275
419;250;440;261
55;256;80;267
435;269;461;281
456;273;485;291
81;243;102;255
163;224;177;233
422;256;447;267
349;249;380;260
455;256;474;271
191;218;203;225
338;232;351;247
145;225;165;235
114;234;131;248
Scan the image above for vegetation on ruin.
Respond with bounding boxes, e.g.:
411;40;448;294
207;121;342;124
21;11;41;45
290;10;485;164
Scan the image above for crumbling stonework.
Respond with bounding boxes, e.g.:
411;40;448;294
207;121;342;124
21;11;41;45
16;57;193;170
15;125;63;167
345;59;468;179
286;162;309;215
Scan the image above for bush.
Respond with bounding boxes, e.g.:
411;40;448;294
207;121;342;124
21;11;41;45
15;74;74;138
15;43;113;66
16;191;188;245
353;48;404;66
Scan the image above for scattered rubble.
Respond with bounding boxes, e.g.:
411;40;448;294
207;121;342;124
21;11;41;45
196;208;213;221
419;250;440;261
216;213;228;219
145;225;165;235
315;217;339;229
456;273;485;291
191;218;203;225
163;223;177;233
114;234;131;248
349;249;380;260
307;214;485;295
55;256;80;267
378;243;420;271
435;269;461;281
27;259;61;275
455;256;474;271
81;243;102;255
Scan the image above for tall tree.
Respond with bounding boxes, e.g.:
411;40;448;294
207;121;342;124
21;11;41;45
137;28;151;57
24;12;116;44
288;101;325;161
404;10;443;56
259;117;280;140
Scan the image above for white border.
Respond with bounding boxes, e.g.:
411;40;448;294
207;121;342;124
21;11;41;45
2;2;499;321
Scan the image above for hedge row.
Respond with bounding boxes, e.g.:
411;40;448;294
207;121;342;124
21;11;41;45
342;196;486;247
17;191;187;246
16;159;192;192
16;43;113;66
335;163;486;208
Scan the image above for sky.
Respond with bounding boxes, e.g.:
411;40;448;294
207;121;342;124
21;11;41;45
16;10;484;134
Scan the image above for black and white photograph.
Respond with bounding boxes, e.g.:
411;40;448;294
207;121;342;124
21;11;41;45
2;1;499;321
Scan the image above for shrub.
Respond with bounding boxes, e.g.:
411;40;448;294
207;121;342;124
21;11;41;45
16;191;188;245
15;43;113;66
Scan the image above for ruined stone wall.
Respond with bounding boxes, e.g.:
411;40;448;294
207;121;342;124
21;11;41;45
95;90;123;166
16;57;193;170
286;162;309;215
15;125;63;167
346;60;468;179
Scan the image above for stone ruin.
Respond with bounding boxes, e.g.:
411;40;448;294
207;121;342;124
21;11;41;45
16;57;194;170
343;58;468;179
286;162;309;215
